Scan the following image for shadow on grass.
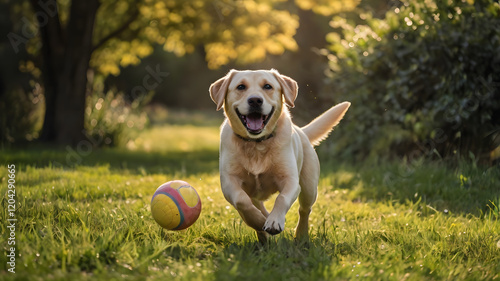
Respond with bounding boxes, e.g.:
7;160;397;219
211;237;340;281
319;156;500;217
154;229;344;280
0;145;220;175
3;143;498;216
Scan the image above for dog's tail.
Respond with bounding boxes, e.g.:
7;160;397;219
301;102;351;146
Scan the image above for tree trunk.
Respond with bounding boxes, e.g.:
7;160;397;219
32;0;99;146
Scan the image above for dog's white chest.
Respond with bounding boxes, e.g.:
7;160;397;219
255;144;266;151
242;154;271;175
240;170;280;201
233;140;275;175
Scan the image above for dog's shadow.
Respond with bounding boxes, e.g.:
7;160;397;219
211;235;345;280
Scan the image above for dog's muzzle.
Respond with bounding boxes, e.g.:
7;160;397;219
236;107;274;135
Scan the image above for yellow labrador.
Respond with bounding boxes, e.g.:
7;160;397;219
209;69;350;242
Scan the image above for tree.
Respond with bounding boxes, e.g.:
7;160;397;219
11;0;298;145
7;0;360;146
29;0;99;145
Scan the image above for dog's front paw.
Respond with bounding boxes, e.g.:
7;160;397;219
263;213;285;235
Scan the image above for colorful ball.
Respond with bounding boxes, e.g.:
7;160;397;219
151;180;202;230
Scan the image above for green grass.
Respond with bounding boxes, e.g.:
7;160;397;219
1;124;499;280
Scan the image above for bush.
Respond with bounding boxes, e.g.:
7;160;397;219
85;84;152;147
325;0;500;162
0;86;44;145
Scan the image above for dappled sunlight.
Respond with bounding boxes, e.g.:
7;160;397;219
320;169;357;191
128;125;220;153
2;135;499;280
85;89;151;147
90;0;303;73
318;162;500;216
296;0;360;16
204;1;299;69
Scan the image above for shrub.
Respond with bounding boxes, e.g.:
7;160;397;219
324;0;500;162
0;86;44;145
85;85;152;147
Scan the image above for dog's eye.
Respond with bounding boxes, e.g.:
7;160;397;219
237;84;246;90
263;84;273;90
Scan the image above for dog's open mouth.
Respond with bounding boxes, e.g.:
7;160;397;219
236;107;274;135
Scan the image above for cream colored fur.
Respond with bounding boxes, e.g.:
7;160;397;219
209;69;350;242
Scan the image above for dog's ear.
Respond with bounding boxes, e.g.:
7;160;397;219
271;69;298;108
209;70;236;111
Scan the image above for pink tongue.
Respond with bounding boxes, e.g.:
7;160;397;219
246;114;264;131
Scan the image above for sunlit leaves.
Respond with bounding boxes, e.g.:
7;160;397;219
204;0;298;69
11;0;358;76
205;41;238;68
88;0;302;73
12;0;358;75
296;0;360;16
91;39;154;76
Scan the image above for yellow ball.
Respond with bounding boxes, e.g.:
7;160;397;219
151;180;201;230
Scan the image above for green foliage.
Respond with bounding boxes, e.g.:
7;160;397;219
85;82;152;147
1;124;499;280
296;0;360;16
87;0;303;73
0;85;44;145
7;0;302;74
325;0;500;161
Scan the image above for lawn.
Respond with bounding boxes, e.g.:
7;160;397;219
1;123;499;281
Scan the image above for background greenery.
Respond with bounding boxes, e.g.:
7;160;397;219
324;0;500;162
1;0;497;163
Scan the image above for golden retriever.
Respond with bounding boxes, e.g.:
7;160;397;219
209;69;350;243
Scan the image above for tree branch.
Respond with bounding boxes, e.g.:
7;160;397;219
91;8;140;53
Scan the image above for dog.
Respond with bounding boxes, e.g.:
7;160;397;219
209;69;350;243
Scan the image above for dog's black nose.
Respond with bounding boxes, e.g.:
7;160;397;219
248;97;263;108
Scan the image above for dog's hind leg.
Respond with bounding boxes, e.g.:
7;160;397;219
295;186;317;239
252;199;272;243
233;195;267;232
252;198;270;217
256;230;270;244
295;151;320;240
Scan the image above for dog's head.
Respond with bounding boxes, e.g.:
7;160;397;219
210;69;298;140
